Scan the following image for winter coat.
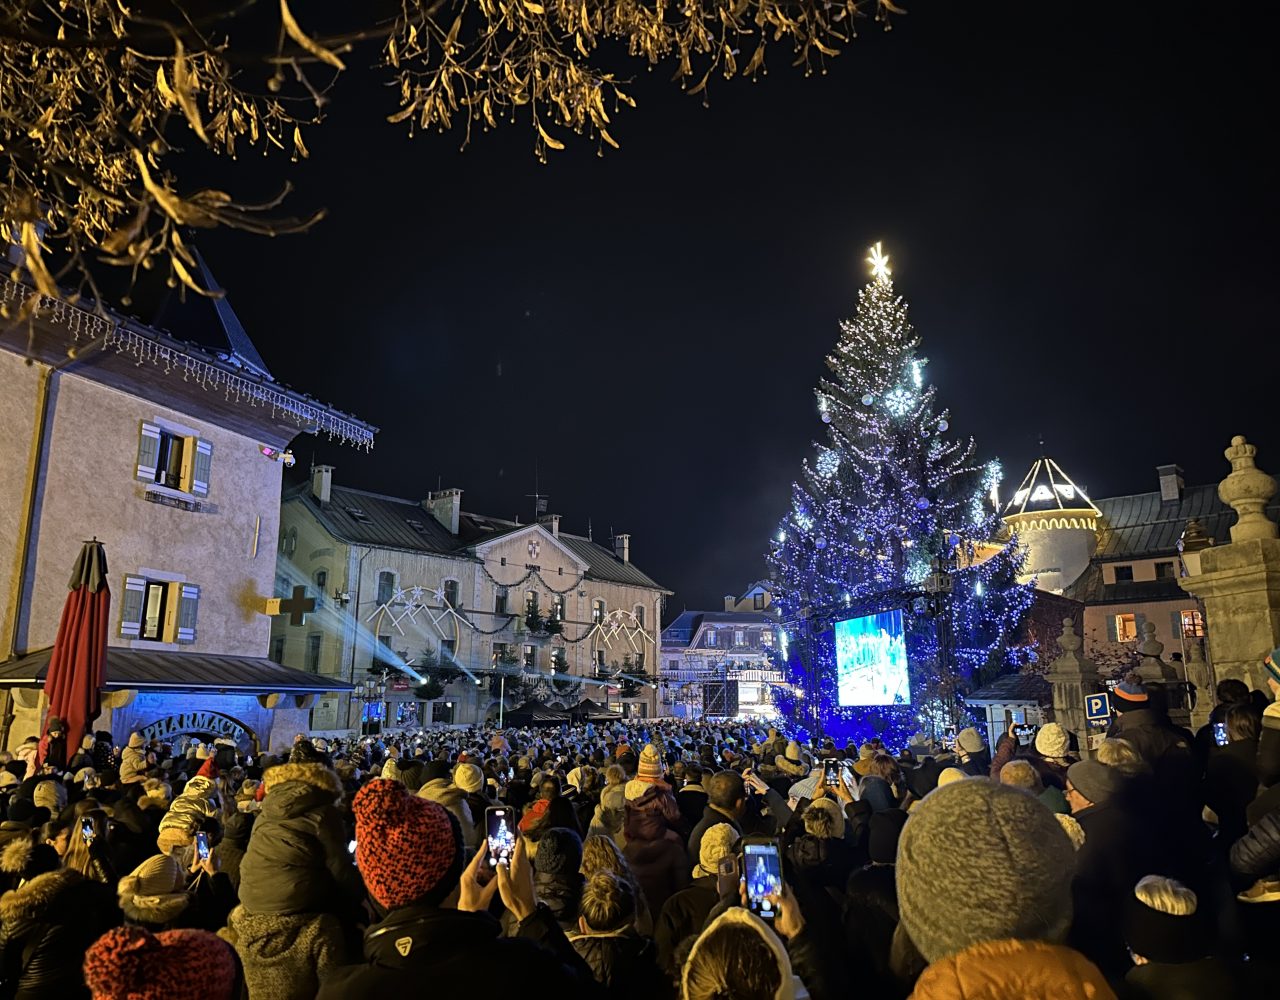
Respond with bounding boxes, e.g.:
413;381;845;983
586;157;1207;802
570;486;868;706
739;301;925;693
909;938;1115;1000
416;779;475;847
1120;956;1237;1000
957;748;991;777
239;762;363;916
1023;750;1075;792
10;746;35;783
859;775;900;813
623;788;690;917
676;785;709;832
987;734;1019;780
686;804;741;866
1229;805;1280;882
1070;800;1149;978
156;775;219;836
843;864;900;988
91;738;114;773
653;876;719;974
1204;736;1259;845
225;903;347;1000
119;744;147;785
0;869;120;1000
216;811;255;893
569;929;672;1000
316;903;598;998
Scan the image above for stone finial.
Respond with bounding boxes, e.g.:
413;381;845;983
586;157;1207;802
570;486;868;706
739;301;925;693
1138;620;1164;657
1057;617;1082;654
1220;436;1279;542
1181;518;1211;552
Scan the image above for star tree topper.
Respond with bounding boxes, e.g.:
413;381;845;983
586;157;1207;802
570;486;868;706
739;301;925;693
867;241;892;283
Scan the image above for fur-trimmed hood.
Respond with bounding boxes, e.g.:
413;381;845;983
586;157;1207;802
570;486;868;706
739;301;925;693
262;761;342;797
0;868;82;923
0;835;33;875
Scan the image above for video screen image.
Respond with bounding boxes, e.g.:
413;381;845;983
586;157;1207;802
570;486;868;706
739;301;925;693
745;844;782;914
835;609;910;707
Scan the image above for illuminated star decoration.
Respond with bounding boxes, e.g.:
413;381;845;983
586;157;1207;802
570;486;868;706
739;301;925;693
866;241;892;283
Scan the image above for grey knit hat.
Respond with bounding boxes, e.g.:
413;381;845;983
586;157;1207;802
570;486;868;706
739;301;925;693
896;779;1075;963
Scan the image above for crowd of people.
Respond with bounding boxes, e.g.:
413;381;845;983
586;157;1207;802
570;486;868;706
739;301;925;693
2;657;1280;999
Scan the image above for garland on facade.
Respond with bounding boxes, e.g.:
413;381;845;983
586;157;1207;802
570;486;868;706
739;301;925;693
478;559;587;596
1;276;374;449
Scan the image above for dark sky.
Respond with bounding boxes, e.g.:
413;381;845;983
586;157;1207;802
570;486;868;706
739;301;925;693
198;1;1279;617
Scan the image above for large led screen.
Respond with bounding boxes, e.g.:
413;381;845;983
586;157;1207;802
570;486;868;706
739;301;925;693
835;609;910;706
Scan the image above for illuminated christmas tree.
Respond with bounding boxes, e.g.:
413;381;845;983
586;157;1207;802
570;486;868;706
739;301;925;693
768;244;1034;744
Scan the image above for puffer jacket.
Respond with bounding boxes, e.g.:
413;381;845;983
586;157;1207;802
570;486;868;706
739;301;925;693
239;762;363;916
1229;805;1280;882
909;938;1115;999
119;743;147;785
157;775;219;836
0;869;120;1000
623;786;689;916
569;929;672;999
225;904;347;1000
653;875;718;974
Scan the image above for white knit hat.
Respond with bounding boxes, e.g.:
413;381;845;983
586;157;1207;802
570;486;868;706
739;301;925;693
1034;722;1071;759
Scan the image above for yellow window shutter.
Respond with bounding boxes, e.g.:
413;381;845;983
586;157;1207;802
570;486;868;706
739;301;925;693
178;437;196;493
162;582;182;642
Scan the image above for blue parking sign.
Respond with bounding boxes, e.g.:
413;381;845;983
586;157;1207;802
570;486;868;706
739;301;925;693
1085;692;1111;723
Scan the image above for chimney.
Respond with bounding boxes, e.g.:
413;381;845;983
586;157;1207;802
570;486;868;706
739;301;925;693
1157;464;1184;502
724;595;736;612
311;464;333;506
538;513;560;537
614;533;631;564
426;488;462;535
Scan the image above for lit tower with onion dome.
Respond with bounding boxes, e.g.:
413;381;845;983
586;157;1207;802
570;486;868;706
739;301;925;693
1002;456;1101;594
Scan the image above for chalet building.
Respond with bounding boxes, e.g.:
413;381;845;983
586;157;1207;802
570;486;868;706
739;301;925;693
0;254;373;752
659;584;785;719
271;469;671;730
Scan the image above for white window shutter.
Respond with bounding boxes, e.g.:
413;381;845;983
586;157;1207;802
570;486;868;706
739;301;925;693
136;423;161;481
191;439;213;497
177;584;200;643
120;575;146;636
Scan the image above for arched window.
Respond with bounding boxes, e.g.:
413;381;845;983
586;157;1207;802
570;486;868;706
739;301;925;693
592;599;606;624
443;579;460;608
377;570;396;605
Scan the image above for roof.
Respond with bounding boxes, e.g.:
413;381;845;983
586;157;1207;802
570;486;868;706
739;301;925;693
965;672;1052;705
1062;567;1187;605
0;648;351;693
193;248;272;379
1091;481;1280;560
1004;456;1099;517
661;610;778;647
290;484;669;592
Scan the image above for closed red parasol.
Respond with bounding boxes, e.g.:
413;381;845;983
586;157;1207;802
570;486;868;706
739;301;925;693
39;539;110;768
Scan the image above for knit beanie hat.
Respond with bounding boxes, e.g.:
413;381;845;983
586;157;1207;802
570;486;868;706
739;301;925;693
803;798;846;840
1113;674;1149;711
695;822;740;877
896;780;1075;963
776;740;808;777
955;727;985;754
32;780;65;812
936;767;967;788
352;778;462;909
868;808;909;865
453;763;483;795
1123;885;1209;964
1034;722;1071;759
84;925;236;1000
1055;813;1086;850
1067;759;1123;806
534;827;583;877
635;744;664;783
82;735;96;751
117;853;190;924
46;716;65;735
128;732;145;749
0;772;17;790
1264;648;1280;686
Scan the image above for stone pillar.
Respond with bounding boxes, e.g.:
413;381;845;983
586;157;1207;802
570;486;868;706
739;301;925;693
1180;436;1280;691
1184;639;1214;731
1133;621;1191;730
1043;617;1100;757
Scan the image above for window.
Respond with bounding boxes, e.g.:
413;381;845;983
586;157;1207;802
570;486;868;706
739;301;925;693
634;605;645;628
313;569;327;609
734;629;745;647
500;557;507;567
1114;613;1138;643
492;642;510;665
274;573;291;599
761;629;774;648
495;588;509;615
635;651;646;672
527;590;539;615
551;594;565;620
440;638;457;663
405;518;429;534
523;644;537;669
668;659;679;671
377;571;396;605
374;634;394;671
269;636;285;664
592;599;605;624
596;650;606;668
1155;561;1176;580
706;629;717;647
1181;610;1206;638
443;579;460;608
120;576;200;643
305;633;322;673
1113;565;1134;583
345;507;372;523
135;422;213;496
551;648;568;671
753;593;765;610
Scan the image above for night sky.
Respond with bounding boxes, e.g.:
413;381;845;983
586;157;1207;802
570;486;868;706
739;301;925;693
196;2;1278;616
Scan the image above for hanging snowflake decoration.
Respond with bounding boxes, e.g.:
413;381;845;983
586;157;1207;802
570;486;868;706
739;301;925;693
816;449;840;479
883;387;915;417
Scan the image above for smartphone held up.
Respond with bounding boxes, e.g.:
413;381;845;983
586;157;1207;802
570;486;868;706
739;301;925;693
742;838;782;919
486;806;517;868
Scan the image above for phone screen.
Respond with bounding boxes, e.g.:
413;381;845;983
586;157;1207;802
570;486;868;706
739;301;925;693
347;839;357;856
195;832;210;861
823;759;839;787
743;842;782;919
80;819;94;843
1213;722;1229;747
486;807;516;868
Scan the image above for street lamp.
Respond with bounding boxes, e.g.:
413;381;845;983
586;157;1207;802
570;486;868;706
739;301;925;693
354;670;388;737
922;555;956;735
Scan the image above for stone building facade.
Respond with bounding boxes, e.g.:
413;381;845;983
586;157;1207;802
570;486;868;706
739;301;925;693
0;258;372;752
272;469;671;731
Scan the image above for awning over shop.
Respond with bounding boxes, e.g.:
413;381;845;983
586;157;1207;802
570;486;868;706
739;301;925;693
0;648;352;694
